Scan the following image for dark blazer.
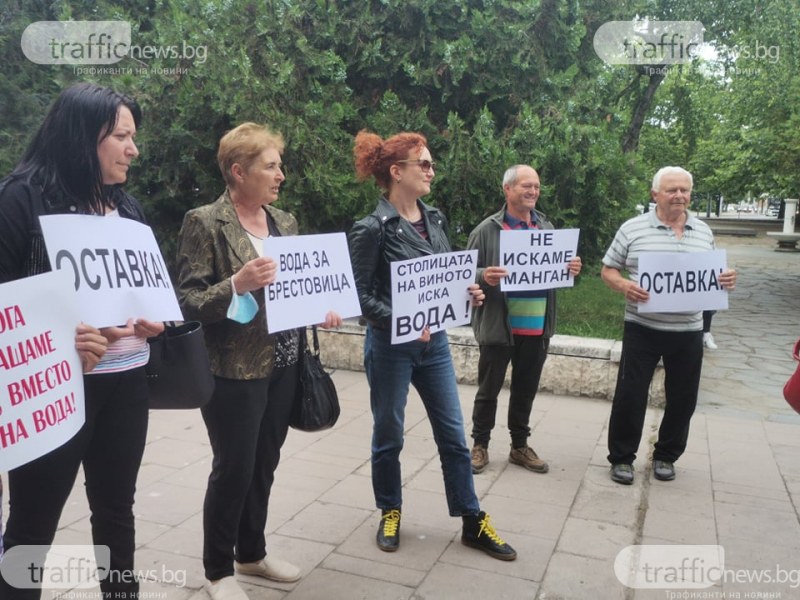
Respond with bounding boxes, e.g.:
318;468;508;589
176;189;298;379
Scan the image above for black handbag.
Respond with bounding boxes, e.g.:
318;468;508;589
146;321;215;409
290;326;340;431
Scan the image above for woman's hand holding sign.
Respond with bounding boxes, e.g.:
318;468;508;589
233;257;277;294
468;283;485;307
319;310;343;330
75;323;108;373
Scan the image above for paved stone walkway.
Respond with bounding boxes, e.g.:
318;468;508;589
3;235;799;600
698;236;800;421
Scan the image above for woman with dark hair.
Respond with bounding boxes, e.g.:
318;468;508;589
347;130;517;561
0;82;163;600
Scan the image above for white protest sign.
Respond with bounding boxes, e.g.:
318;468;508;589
390;250;478;344
0;271;85;471
637;250;729;313
499;228;579;292
263;233;361;333
39;215;183;327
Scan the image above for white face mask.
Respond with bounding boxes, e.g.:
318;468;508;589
227;289;259;324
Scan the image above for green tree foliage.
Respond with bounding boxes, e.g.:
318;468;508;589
636;0;800;201
4;0;795;274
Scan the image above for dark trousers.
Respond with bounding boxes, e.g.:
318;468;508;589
471;335;549;449
702;310;715;333
201;363;297;581
608;322;704;465
0;368;149;600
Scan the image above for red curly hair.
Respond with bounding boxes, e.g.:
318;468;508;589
353;129;428;191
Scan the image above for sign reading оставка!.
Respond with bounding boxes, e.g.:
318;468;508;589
39;214;183;328
637;250;729;313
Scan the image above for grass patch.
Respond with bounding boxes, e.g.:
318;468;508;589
555;270;626;340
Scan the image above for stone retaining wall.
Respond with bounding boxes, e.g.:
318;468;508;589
316;321;665;406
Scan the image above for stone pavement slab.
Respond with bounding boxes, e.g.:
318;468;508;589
4;367;798;600
2;235;799;599
698;236;800;421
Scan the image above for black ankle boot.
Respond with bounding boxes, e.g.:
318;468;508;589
377;508;401;552
461;511;517;561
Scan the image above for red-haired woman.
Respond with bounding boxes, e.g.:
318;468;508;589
347;130;517;561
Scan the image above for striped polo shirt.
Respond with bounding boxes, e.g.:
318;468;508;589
503;211;548;336
602;210;716;332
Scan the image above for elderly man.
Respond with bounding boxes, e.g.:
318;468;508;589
601;166;737;484
468;165;581;474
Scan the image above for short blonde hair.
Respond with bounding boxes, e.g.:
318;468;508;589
217;122;285;186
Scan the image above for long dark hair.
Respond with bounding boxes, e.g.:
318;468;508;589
12;82;141;214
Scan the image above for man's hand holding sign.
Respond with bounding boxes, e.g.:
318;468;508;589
637;250;736;313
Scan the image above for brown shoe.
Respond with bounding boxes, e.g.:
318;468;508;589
471;444;489;474
509;445;549;473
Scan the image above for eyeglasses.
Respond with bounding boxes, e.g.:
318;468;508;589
397;159;436;172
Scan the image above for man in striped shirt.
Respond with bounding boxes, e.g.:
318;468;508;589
601;166;737;485
468;165;582;475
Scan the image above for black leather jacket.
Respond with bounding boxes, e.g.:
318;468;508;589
347;197;451;330
0;176;147;284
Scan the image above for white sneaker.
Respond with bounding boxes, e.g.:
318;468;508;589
235;556;301;583
205;576;249;600
703;332;718;350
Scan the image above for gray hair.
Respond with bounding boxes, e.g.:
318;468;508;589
502;164;533;187
652;166;693;192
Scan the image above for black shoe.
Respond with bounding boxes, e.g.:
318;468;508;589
376;509;401;552
461;511;517;561
610;463;634;485
653;460;675;481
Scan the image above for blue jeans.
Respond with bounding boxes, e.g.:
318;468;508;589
364;326;480;516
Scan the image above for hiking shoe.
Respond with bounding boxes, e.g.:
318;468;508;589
461;511;517;561
703;332;718;350
234;556;301;583
509;445;549;473
376;509;401;552
653;460;676;481
471;444;489;474
610;463;634;485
